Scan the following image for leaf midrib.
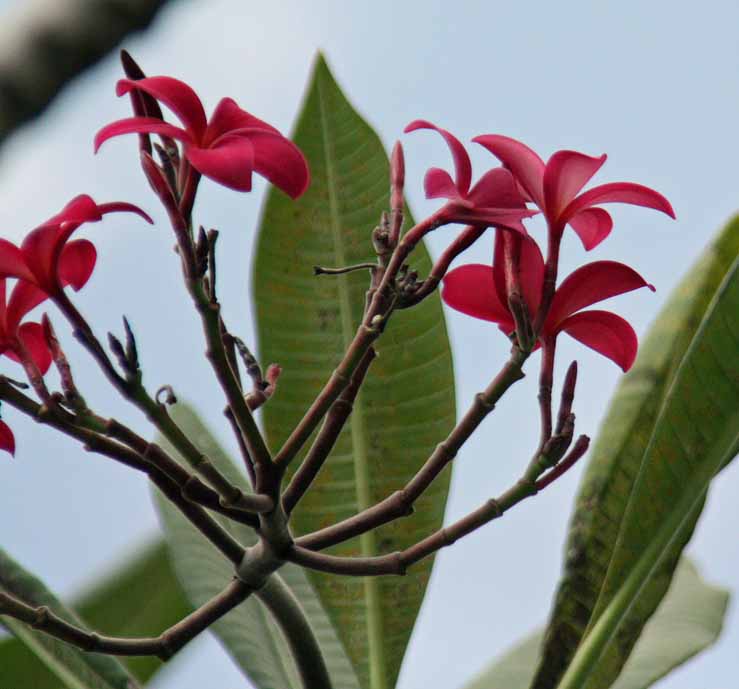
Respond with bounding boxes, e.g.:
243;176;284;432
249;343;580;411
316;69;387;689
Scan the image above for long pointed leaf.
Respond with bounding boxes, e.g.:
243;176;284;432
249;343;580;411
253;53;456;689
153;404;361;689
463;558;728;689
531;218;739;688
0;549;140;689
556;249;739;688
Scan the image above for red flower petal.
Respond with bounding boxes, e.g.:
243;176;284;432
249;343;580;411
467;167;527;209
94;117;191;152
562;182;676;221
95;202;153;225
186;137;255;192
567;207;613;250
243;129;310;199
0;239;35;283
41;194;102;227
58;240;97;291
558;309;638;371
17;321;52;375
543;150;606;221
442;263;512;325
547;260;654;328
116;77;208;140
519;235;545;316
492;230;508;310
424;168;460;201
20;226;60;292
405;120;472;195
204;98;280;144
473;134;546;208
445;205;535;235
0;420;15;456
6;281;49;333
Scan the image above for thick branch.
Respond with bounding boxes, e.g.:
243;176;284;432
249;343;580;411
0;578;251;660
289;432;586;577
256;575;333;689
296;346;528;551
0;378;252;557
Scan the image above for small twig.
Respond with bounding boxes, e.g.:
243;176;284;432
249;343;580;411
42;315;86;409
535;435;590;490
155;385;177;406
556;361;578;435
313;263;376;276
400;225;486;307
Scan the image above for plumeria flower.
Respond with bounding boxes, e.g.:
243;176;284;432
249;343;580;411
0;278;52;374
473;134;675;250
0;195;151;299
0;419;15;456
0;276;54;458
404;120;537;234
94;76;310;198
441;233;654;371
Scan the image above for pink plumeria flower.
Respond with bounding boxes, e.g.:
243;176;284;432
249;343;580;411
0;278;52;375
95;76;310;198
404;120;537;234
442;233;654;371
473;134;675;250
0;195;152;299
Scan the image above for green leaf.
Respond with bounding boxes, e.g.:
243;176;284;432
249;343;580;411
252;53;456;689
0;539;193;687
73;540;192;682
463;558;729;689
0;549;139;689
531;218;739;689
153;404;361;689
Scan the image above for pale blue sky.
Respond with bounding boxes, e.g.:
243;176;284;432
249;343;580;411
0;1;737;688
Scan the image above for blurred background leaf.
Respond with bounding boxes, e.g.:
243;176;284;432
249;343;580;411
463;558;729;689
0;540;191;687
0;547;140;689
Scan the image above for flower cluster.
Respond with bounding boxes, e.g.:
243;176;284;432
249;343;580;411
0;59;674;461
0;195;151;454
0;62;312;456
94;75;310;199
405;121;674;368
